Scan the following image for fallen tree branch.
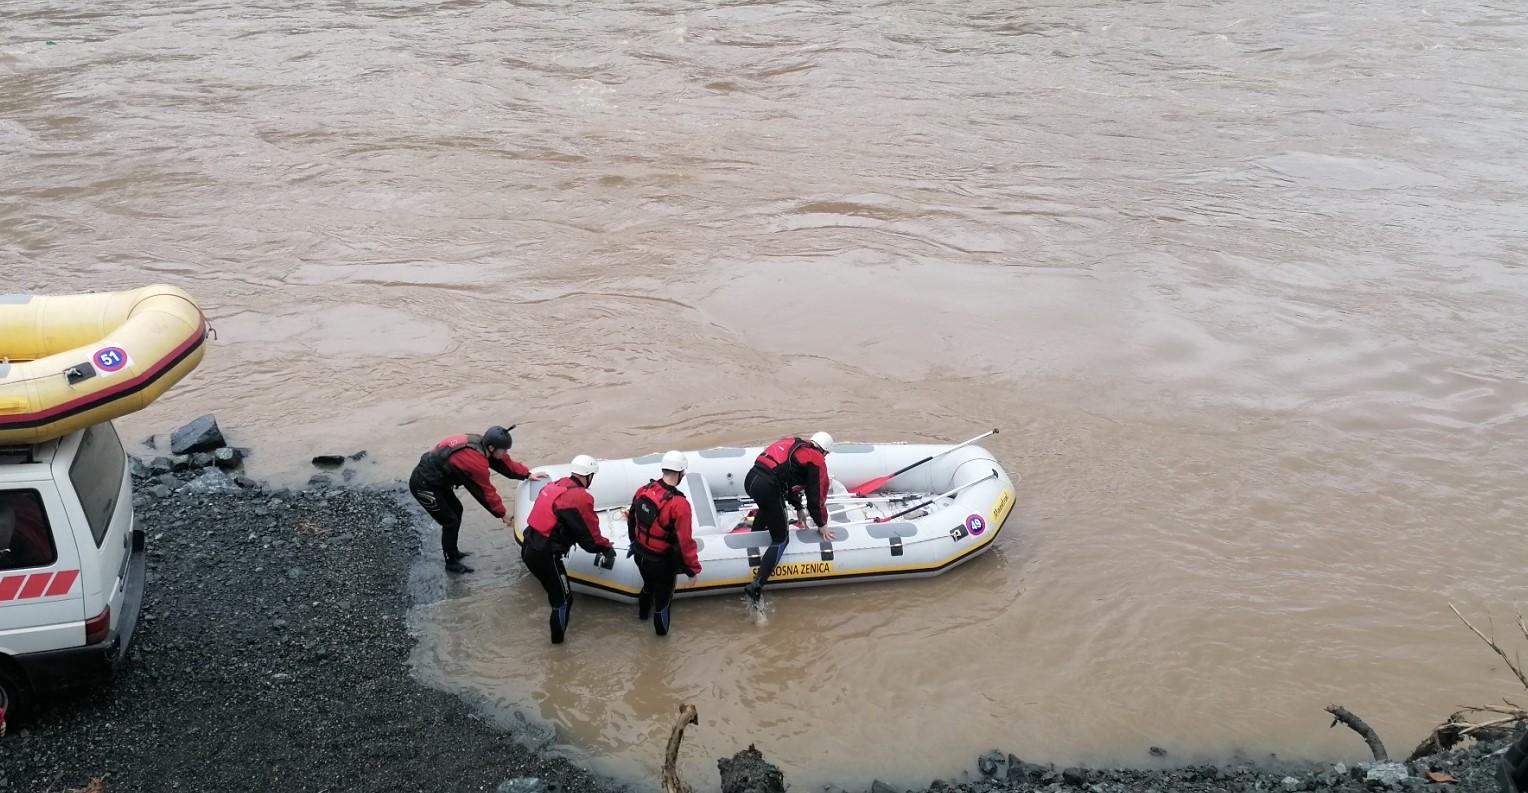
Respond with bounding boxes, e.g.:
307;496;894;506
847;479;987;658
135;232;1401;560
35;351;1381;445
1326;704;1389;761
1407;707;1528;761
1451;602;1528;691
662;703;700;793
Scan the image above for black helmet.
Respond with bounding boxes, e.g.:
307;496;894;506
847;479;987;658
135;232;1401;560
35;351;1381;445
483;425;513;450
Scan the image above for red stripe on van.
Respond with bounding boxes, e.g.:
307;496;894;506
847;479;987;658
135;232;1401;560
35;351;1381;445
0;575;23;601
18;573;53;600
44;569;80;597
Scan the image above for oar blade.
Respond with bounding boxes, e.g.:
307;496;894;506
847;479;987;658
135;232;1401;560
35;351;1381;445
849;474;894;497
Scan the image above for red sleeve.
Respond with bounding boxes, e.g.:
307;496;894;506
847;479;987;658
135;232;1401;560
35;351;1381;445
671;498;700;574
450;452;506;517
566;488;612;553
815;461;830;527
490;454;531;480
797;448;830;528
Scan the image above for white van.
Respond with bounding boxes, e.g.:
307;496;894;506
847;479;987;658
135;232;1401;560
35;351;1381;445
0;421;144;721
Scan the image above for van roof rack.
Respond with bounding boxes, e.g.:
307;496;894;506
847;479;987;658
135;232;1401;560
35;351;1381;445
0;445;37;465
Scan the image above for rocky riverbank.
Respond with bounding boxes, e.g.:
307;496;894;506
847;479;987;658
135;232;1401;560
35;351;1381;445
0;421;1515;792
0;479;624;793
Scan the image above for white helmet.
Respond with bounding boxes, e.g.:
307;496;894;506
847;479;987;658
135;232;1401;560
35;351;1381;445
660;450;688;473
810;431;835;452
570;454;600;477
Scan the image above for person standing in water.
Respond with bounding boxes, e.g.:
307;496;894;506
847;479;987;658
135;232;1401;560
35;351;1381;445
628;450;701;636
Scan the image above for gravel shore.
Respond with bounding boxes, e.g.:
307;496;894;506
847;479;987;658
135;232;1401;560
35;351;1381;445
0;482;624;793
0;475;1513;793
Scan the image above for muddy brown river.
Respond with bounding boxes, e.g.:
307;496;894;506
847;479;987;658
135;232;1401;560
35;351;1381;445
4;0;1527;788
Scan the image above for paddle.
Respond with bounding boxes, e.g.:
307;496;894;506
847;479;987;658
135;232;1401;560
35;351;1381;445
849;428;999;497
873;469;999;523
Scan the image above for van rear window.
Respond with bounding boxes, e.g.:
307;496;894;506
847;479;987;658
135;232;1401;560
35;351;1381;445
69;423;126;548
0;490;57;570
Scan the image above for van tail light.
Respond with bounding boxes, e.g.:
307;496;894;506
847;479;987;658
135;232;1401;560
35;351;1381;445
85;605;111;645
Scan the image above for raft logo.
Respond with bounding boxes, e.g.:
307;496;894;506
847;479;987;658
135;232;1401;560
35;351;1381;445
965;513;987;537
93;346;130;373
990;489;1013;528
771;561;832;579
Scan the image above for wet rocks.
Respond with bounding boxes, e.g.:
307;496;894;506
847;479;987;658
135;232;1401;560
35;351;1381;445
311;454;346;469
979;751;1008;778
718;744;787;793
498;779;546;793
870;782;901;793
135;418;248;488
169;414;224;455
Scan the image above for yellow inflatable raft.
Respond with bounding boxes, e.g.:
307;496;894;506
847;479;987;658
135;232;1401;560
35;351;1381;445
0;285;208;446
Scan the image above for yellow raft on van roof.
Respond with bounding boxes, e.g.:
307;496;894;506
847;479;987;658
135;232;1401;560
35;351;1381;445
0;285;208;446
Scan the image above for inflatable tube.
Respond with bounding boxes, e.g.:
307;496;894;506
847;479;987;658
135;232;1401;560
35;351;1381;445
514;441;1018;603
0;285;208;446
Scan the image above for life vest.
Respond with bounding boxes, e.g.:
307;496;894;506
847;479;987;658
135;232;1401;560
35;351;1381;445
630;480;684;555
526;478;574;542
754;437;810;483
420;434;489;483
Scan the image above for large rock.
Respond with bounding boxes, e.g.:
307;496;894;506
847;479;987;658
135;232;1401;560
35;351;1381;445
189;452;215;469
129;457;153;480
1365;763;1409;789
312;455;346;469
183;469;239;495
978;751;1007;778
718;745;786;793
170;415;225;455
213;447;244;470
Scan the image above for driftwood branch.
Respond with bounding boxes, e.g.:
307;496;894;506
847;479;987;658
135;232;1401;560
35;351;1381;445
1326;705;1389;761
1407;706;1528;761
1450;602;1528;691
662;703;700;793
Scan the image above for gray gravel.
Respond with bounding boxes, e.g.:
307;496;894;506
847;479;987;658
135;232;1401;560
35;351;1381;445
0;482;626;793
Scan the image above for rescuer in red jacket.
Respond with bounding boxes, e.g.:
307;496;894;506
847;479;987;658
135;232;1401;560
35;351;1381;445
522;455;615;644
410;425;547;574
743;432;834;605
627;450;701;637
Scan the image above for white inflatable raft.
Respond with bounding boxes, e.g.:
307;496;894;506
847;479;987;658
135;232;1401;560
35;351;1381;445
512;440;1017;603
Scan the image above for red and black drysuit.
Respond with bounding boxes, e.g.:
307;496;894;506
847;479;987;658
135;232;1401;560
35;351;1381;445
522;476;614;643
409;434;530;560
744;437;829;593
627;479;701;636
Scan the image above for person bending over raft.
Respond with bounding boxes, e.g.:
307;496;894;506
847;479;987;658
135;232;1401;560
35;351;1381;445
743;432;834;605
410;425;547;574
